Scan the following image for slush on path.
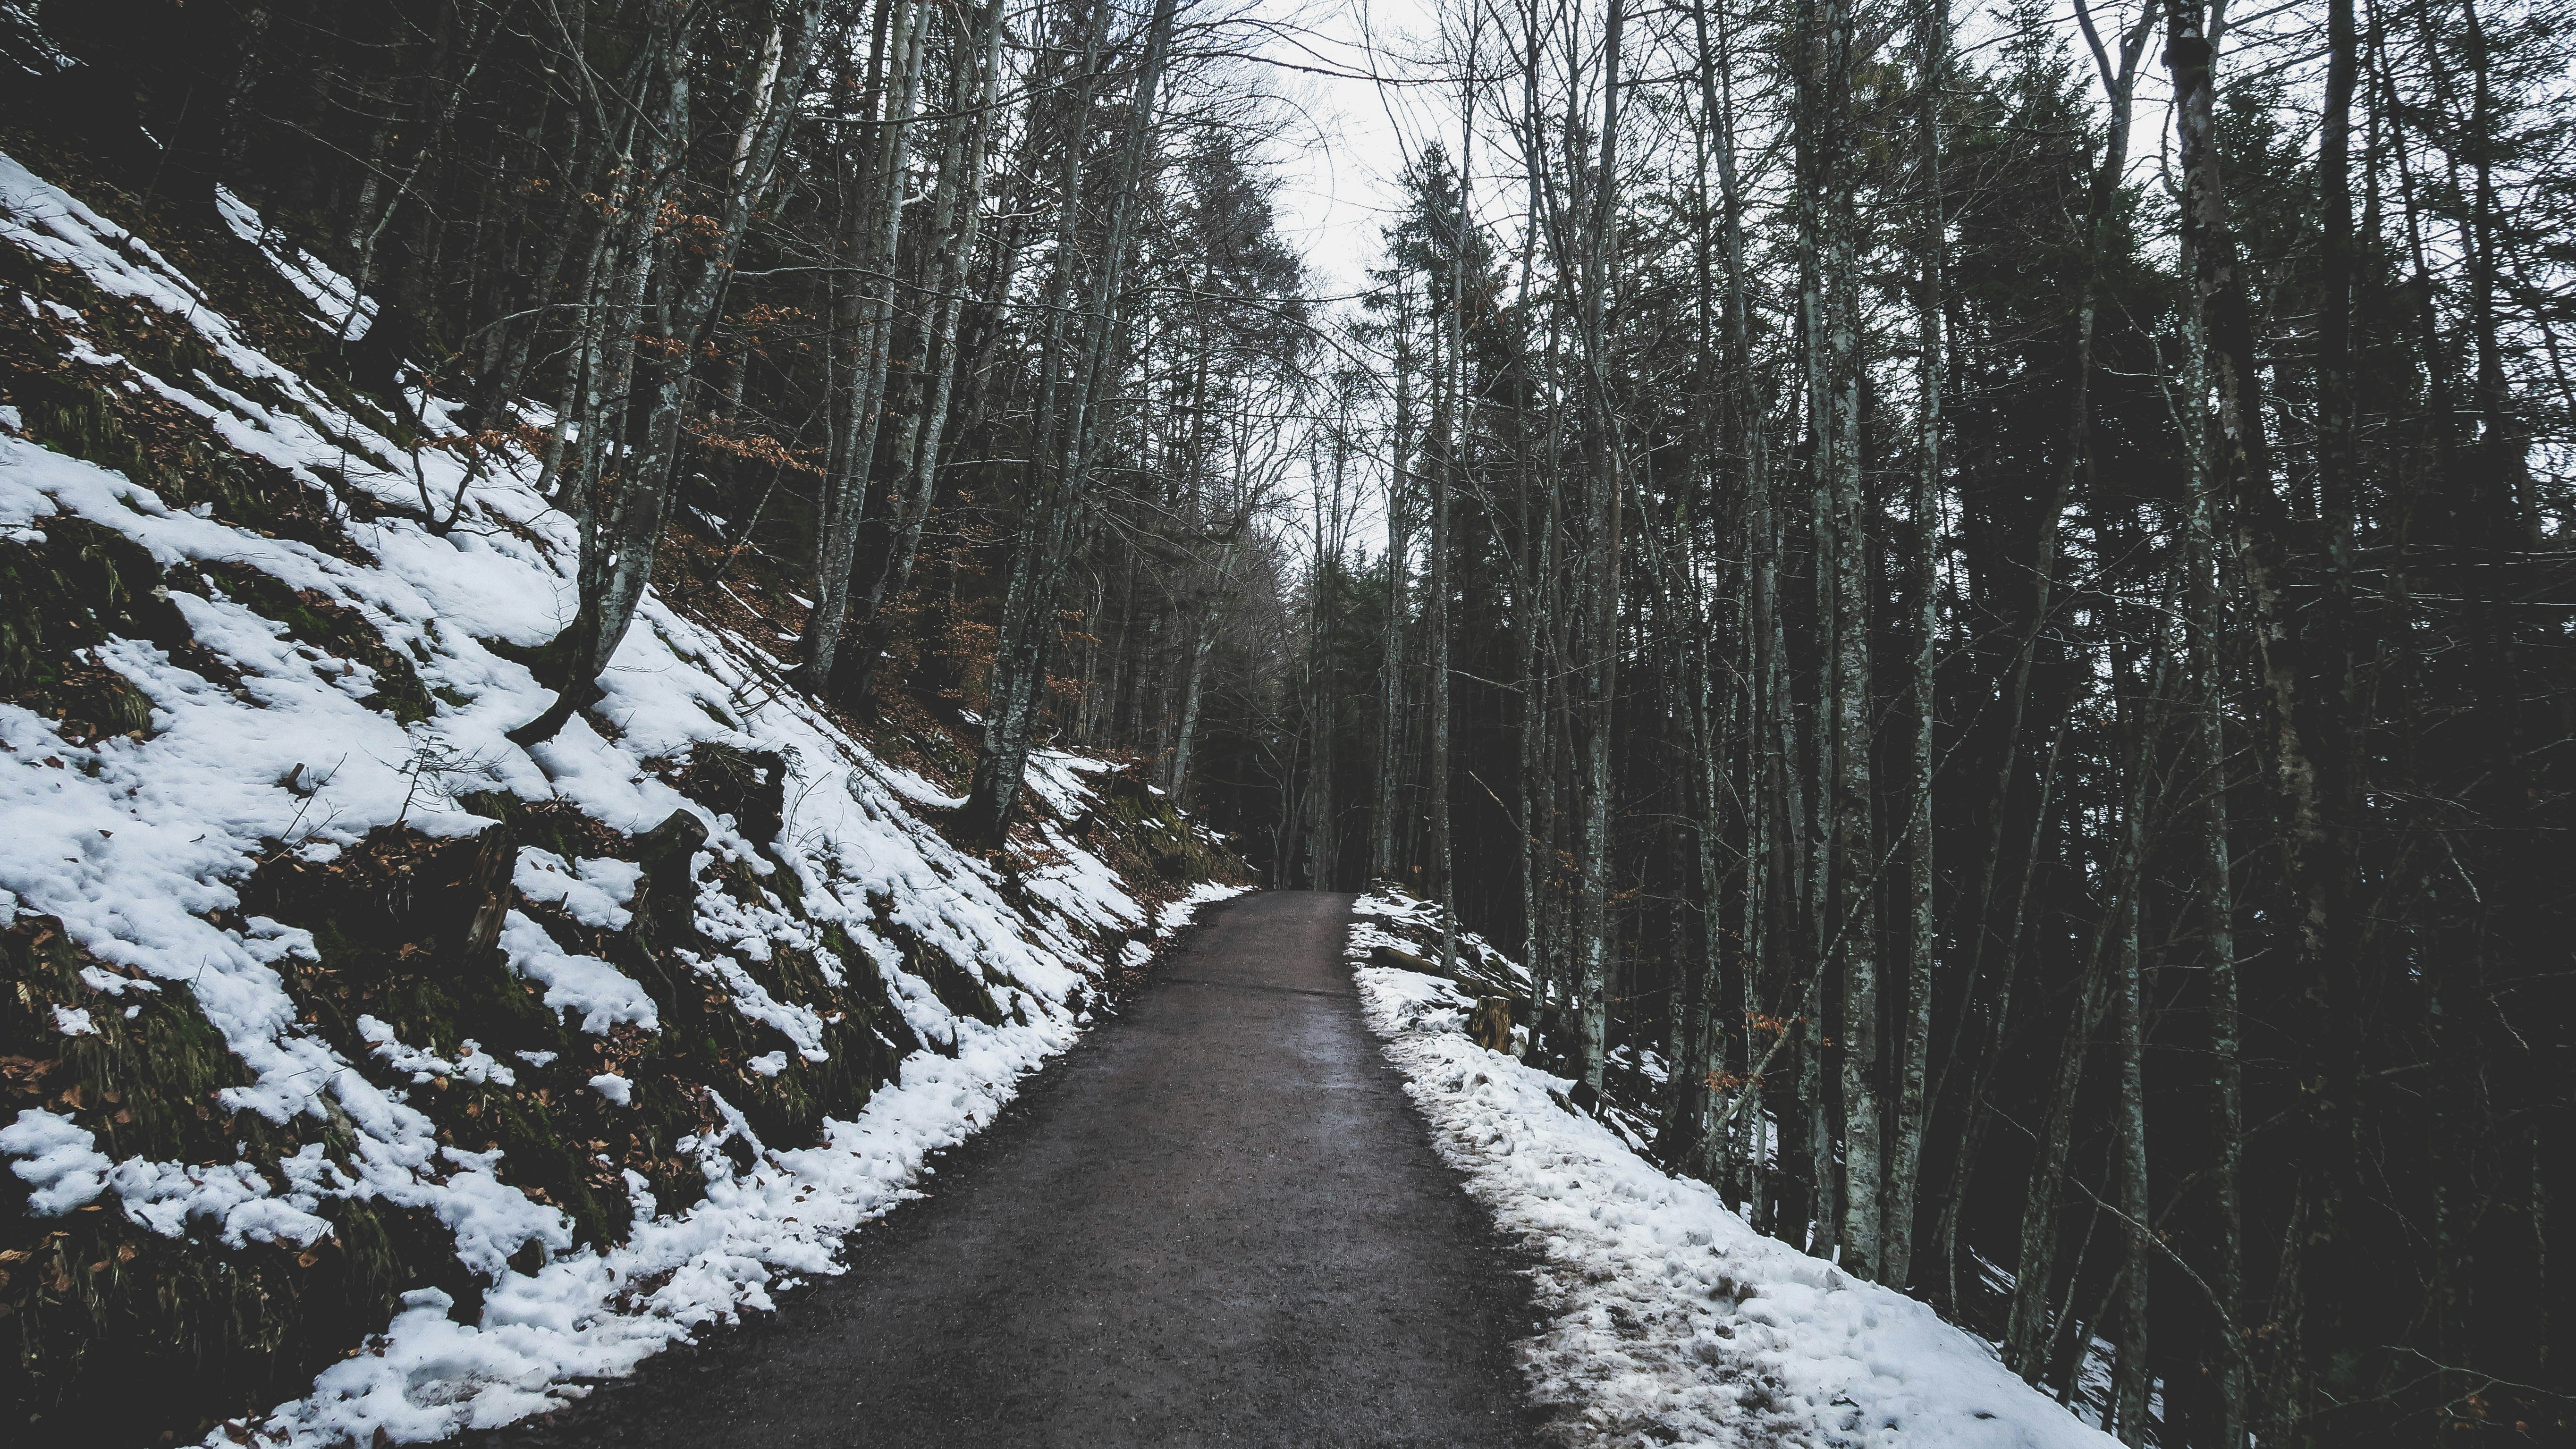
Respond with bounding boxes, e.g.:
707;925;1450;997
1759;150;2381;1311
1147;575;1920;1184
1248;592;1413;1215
484;892;1538;1448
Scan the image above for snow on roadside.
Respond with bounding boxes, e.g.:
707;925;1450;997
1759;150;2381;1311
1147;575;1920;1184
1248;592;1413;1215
1157;880;1246;935
1349;888;2116;1449
1349;887;1533;994
0;148;1249;1446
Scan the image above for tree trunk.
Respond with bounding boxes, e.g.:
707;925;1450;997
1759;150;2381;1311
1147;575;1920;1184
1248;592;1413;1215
2109;680;2154;1444
962;0;1182;843
2183;210;2250;1449
1373;285;1417;885
513;0;822;744
1886;0;1945;1293
1567;0;1629;1106
799;0;932;690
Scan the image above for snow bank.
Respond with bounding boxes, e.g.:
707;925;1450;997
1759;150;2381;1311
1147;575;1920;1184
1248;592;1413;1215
1348;888;2115;1449
0;147;1246;1446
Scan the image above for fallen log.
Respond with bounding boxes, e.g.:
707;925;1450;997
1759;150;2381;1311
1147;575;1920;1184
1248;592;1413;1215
1371;943;1438;974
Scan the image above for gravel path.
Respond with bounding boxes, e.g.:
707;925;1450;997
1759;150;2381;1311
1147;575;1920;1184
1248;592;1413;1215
475;890;1541;1448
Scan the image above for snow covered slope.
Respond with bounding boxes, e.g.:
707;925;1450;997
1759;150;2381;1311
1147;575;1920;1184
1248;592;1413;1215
1350;886;2118;1449
0;147;1243;1446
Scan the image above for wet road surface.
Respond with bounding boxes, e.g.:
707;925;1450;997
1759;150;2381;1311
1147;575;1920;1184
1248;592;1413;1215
474;890;1539;1449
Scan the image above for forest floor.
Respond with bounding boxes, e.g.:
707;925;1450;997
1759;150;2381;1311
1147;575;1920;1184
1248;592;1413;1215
465;890;1546;1449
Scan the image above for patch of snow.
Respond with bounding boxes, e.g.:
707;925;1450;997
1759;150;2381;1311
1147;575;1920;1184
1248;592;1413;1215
513;850;642;930
587;1074;634;1107
80;964;161;995
0;1107;111;1213
357;1015;517;1088
110;1150;338;1247
682;947;829;1060
500;911;659;1035
1157;881;1247;935
217;186;378;340
1017;750;1099;819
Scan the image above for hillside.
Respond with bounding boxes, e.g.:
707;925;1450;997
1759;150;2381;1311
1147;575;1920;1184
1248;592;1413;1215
0;143;1243;1447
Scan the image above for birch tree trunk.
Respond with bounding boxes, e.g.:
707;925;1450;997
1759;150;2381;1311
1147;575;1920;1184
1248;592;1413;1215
1790;0;1877;1275
1567;0;1629;1106
1826;126;1880;1287
512;0;822;745
2183;222;2250;1449
2109;652;2154;1444
1516;380;1548;1005
1512;0;1554;1013
1432;61;1475;971
1710;0;1784;1228
1885;0;1945;1292
507;10;695;743
1372;285;1416;885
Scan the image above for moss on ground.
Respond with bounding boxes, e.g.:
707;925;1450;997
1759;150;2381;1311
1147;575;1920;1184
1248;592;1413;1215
1078;766;1242;887
0;915;467;1448
181;558;434;723
0;514;207;742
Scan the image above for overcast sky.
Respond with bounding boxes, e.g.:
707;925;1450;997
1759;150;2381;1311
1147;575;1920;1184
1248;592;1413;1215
1254;0;1459;299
